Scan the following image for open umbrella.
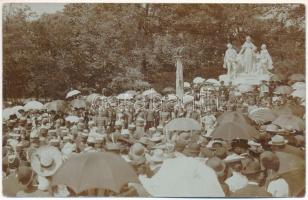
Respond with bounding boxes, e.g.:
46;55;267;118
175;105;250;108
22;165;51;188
165;118;201;132
216;111;250;125
66;90;81;99
205;79;220;86
65;115;80;123
274;85;293;95
274;104;305;118
272;114;305;131
86;93;101;105
23;101;44;111
248;107;277;124
193;77;205;84
3;107;21;120
211;122;258;142
143;88;158;96
288;74;305;82
279;168;305;197
291;82;305;90
45;100;67;112
290;89;305;99
275;151;304;174
139;157;225;197
125;90;138;96
51;152;138;194
70;99;86;109
162;87;175;94
117;93;133;100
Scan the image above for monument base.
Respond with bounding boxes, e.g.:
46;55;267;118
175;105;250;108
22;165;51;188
219;73;270;86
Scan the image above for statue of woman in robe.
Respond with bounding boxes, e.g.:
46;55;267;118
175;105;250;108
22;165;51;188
239;36;257;74
259;44;273;74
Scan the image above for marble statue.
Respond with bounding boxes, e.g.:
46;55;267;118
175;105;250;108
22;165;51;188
223;43;238;80
239;36;257;74
258;44;273;74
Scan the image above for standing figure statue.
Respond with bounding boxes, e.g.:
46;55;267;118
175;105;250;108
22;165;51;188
239;36;257;74
258;44;273;75
223;43;238;81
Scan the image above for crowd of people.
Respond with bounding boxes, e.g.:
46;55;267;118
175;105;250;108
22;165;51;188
2;75;305;197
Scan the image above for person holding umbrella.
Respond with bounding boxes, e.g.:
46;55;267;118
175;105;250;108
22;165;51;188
260;151;289;197
16;166;50;197
231;160;272;197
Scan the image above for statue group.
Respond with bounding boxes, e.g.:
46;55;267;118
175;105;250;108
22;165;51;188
223;36;273;81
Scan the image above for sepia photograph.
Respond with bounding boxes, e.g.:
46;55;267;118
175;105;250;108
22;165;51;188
1;1;306;198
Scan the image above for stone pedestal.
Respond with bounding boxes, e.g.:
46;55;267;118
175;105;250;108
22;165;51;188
219;73;270;86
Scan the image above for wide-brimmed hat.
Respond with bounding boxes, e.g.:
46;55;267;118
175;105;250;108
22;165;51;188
149;132;164;142
266;124;284;133
147;149;166;163
48;129;57;137
157;125;164;132
224;153;244;163
241;160;262;175
205;157;226;177
268;135;288;146
128;124;136;130
248;140;264;153
128;143;146;165
31;145;63;177
49;138;60;147
138;137;150;146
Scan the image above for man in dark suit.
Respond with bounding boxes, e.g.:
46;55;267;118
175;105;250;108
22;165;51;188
231;160;272;197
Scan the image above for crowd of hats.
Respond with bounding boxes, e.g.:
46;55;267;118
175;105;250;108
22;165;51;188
2;75;305;197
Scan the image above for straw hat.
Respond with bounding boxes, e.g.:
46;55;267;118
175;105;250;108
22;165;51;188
128;124;136;130
268;135;288;146
128;143;146;165
224;153;244;163
148;149;166;163
157;125;164;132
31;145;63;177
266;124;283;133
248;140;264;153
139;137;150;146
150;132;164;142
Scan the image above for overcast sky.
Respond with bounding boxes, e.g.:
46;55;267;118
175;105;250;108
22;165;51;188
25;3;66;15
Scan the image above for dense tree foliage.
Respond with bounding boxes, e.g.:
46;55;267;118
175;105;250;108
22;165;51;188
3;3;305;99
